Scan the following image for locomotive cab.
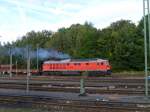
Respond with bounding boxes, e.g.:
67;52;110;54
96;59;112;75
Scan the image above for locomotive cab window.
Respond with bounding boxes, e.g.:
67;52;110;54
86;63;89;65
74;63;77;65
101;62;104;65
77;63;80;65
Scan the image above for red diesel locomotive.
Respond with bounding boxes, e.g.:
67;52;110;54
42;58;111;76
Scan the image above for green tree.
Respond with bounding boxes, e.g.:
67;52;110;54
97;20;142;70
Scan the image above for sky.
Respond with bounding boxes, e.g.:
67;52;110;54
0;0;142;44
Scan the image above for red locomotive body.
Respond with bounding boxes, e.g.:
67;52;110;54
42;59;111;75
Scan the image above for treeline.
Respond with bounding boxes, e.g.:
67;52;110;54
0;18;146;71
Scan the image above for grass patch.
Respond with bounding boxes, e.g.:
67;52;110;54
112;71;145;77
0;108;31;112
0;108;48;112
0;107;77;112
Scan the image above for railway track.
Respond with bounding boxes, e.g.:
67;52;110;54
0;83;146;95
0;75;145;82
0;75;146;83
0;76;147;95
0;94;149;112
0;76;149;111
0;78;147;89
0;80;145;87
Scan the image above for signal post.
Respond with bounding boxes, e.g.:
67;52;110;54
79;71;88;96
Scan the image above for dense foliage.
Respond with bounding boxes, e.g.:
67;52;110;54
0;18;146;71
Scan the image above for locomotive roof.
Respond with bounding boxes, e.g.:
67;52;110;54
71;58;106;61
44;58;108;64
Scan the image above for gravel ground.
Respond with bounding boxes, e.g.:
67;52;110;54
0;107;77;112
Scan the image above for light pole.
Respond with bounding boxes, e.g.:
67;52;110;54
9;47;12;78
0;36;2;46
26;46;30;94
36;44;39;70
143;0;150;97
16;60;17;76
